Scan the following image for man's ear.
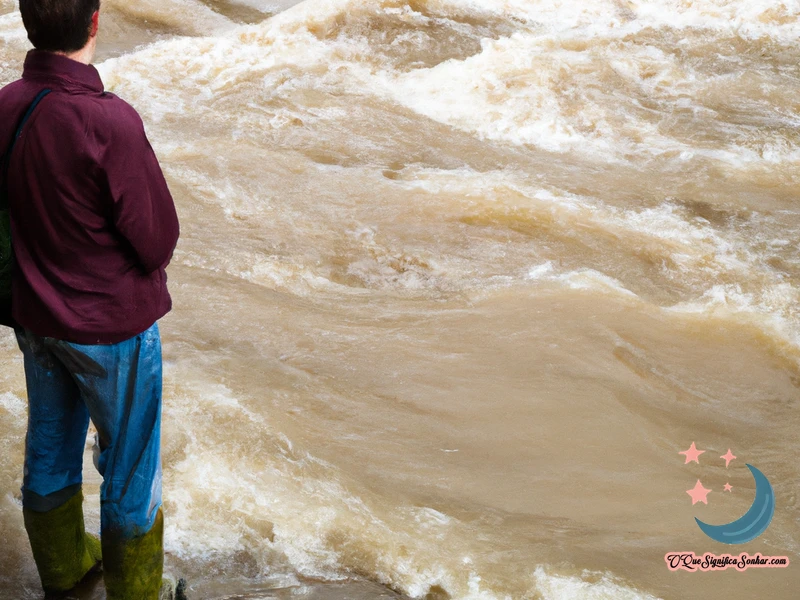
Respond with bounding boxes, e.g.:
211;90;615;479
90;10;99;38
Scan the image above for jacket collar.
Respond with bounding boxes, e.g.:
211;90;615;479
22;50;104;93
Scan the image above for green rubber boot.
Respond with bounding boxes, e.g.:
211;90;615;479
103;509;165;600
22;490;103;595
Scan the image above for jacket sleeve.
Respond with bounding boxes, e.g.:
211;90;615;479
102;106;180;274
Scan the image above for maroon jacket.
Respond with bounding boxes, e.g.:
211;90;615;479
0;51;179;344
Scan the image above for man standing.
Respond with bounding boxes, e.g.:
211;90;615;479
0;1;180;598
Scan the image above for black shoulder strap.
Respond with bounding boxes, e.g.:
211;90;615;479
0;88;52;209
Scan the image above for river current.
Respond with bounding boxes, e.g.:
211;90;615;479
1;1;799;599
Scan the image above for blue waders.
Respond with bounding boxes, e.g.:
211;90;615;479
16;323;166;599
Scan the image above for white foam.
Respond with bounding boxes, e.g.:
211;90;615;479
526;262;642;299
230;0;297;13
526;261;555;280
533;566;662;600
389;165;800;358
311;1;797;164
0;392;25;420
375;26;780;164
558;269;640;299
157;363;671;600
103;0;235;35
93;0;800;172
401;169;755;279
244;257;345;295
667;282;800;357
0;10;26;43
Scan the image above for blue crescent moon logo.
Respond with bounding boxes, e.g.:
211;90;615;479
695;464;775;545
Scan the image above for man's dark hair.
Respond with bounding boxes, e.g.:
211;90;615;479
19;0;100;53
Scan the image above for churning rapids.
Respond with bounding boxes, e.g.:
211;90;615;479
1;0;799;598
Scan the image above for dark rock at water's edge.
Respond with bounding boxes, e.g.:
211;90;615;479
64;576;410;600
217;581;408;599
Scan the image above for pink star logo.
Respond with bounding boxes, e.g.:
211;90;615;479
679;442;705;464
721;449;737;468
687;480;712;505
724;483;733;492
